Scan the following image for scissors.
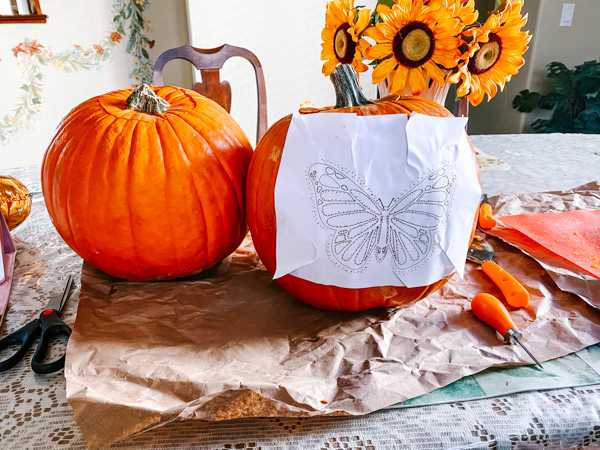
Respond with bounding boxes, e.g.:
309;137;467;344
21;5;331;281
0;275;73;374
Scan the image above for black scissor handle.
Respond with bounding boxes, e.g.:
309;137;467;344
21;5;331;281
0;319;41;373
31;311;72;374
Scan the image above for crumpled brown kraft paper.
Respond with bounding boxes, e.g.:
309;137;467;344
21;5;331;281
486;181;600;308
66;187;600;450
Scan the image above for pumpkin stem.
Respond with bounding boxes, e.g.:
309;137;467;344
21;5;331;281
331;64;373;109
126;83;170;114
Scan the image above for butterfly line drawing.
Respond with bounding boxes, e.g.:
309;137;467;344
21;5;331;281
308;163;458;273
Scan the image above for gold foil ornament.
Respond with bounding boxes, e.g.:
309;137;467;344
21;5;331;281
0;175;32;230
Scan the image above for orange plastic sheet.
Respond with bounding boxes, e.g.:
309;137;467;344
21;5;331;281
499;209;600;279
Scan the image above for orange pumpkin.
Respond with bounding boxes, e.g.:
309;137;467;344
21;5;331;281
42;84;253;281
247;64;480;311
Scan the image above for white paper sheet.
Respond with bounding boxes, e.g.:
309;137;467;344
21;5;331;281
274;112;480;289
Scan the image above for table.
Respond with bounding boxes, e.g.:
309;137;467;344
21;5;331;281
1;133;600;449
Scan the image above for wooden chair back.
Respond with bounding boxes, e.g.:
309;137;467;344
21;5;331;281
153;44;267;143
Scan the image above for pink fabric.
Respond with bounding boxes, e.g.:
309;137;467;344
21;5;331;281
0;214;16;327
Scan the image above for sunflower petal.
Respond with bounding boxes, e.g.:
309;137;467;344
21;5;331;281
321;45;336;61
389;65;409;93
323;59;339;76
408;68;427;95
321;27;335;43
365;43;393;60
376;4;394;23
424;61;446;86
353;60;369;73
372;57;398;83
354;8;371;33
357;38;370;53
364;25;388;43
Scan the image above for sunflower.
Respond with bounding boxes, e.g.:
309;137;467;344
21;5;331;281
363;0;462;95
451;0;478;26
447;0;531;106
321;0;371;76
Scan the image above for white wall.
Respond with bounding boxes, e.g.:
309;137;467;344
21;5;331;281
0;0;191;169
468;0;600;134
186;0;378;144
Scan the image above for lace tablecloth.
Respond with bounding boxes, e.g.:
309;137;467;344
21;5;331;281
2;133;600;449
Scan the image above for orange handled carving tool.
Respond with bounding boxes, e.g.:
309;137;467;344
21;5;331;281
478;194;497;230
471;293;543;368
467;237;530;308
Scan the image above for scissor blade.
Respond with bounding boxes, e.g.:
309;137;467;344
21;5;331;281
45;275;73;313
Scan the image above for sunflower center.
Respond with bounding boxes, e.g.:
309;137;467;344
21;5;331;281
469;33;502;75
334;23;356;65
393;22;435;68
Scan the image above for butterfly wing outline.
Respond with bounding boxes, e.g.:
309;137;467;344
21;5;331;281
308;163;383;271
387;165;457;270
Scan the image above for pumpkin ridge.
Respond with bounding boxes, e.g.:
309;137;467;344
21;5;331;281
168;111;248;238
56;111;104;249
65;114;118;260
84;116;123;262
123;120;144;272
165;114;216;264
183;101;248;148
154;120;183;270
165;86;198;111
46;104;101;154
104;118;139;274
95;96;131;121
246;116;292;274
164;114;236;260
159;117;210;262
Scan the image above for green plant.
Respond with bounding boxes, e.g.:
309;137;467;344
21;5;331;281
513;60;600;133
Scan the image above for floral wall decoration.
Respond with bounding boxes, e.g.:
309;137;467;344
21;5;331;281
0;0;155;147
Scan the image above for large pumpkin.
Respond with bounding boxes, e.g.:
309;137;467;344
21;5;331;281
247;64;480;311
42;84;253;281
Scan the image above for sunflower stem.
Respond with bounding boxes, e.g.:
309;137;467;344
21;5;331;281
331;64;373;109
126;83;170;114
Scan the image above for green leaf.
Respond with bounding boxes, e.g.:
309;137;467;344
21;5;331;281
576;75;600;99
141;48;149;59
587;95;600;107
531;118;554;133
574;106;600;133
512;89;540;112
546;61;575;97
19;84;29;92
376;0;395;8
573;60;600;98
125;37;135;54
31;98;41;105
538;92;567;110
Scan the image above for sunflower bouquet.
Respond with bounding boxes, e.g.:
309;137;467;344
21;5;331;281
320;0;532;106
